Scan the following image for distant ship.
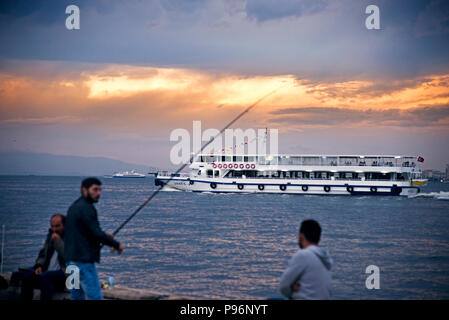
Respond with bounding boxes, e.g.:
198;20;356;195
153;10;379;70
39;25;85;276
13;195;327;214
113;169;146;178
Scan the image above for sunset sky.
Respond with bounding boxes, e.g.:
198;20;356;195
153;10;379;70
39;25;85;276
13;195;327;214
1;0;449;170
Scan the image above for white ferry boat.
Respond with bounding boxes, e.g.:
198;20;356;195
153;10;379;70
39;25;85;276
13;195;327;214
155;154;426;196
113;169;146;178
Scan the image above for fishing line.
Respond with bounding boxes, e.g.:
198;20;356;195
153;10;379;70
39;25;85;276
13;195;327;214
110;86;284;237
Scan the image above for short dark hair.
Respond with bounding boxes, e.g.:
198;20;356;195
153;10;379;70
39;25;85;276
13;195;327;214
299;219;321;244
81;177;102;190
50;213;65;225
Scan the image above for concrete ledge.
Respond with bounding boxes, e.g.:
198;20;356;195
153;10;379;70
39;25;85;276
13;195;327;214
0;272;194;300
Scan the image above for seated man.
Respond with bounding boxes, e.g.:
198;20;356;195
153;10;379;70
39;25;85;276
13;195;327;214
20;214;67;300
279;219;333;300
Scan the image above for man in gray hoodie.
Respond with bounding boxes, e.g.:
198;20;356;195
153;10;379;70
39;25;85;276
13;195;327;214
279;219;333;300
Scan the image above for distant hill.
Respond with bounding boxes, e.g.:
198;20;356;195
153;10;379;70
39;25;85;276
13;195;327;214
0;151;158;176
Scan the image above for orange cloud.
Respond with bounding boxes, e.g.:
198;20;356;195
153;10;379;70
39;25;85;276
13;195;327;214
1;62;449;132
85;66;207;99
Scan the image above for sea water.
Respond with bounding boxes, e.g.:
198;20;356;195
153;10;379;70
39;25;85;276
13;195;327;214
0;176;448;299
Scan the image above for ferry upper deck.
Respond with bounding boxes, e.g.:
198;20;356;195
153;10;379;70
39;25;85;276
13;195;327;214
191;154;420;168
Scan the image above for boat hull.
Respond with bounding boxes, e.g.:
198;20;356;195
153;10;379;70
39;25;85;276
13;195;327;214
155;177;419;196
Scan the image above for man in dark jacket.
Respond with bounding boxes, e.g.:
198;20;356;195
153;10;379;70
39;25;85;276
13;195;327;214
64;177;124;300
20;213;66;300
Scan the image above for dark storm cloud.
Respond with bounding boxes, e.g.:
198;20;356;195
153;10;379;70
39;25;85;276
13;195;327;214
414;0;449;37
0;0;448;80
269;105;449;127
245;0;328;22
0;0;115;24
160;0;207;13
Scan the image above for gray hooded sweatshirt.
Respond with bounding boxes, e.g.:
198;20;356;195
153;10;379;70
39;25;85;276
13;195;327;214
279;245;333;300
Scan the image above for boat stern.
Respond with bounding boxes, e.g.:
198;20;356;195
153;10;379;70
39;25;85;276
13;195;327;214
411;179;428;186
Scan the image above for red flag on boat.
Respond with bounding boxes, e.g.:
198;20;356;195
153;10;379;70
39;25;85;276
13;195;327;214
417;156;424;162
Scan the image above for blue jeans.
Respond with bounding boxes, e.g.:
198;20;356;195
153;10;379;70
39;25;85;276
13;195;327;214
67;261;103;300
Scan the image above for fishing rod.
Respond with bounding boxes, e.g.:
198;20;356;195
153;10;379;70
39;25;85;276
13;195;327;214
110;87;283;238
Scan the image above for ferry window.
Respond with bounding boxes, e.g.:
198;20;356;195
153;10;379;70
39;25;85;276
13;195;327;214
222;156;226;162
265;156;277;165
245;170;256;178
214;170;219;177
234;171;243;178
198;170;202;176
225;156;232;162
207;169;213;177
244;156;249;162
233;156;237;162
326;157;338;166
235;156;242;162
365;158;377;166
374;172;391;180
247;156;255;162
317;172;327;179
290;157;301;165
257;171;266;177
303;157;319;165
365;172;392;180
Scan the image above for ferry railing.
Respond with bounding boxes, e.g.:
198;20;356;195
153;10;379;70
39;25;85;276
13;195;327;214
222;176;408;182
196;161;416;168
